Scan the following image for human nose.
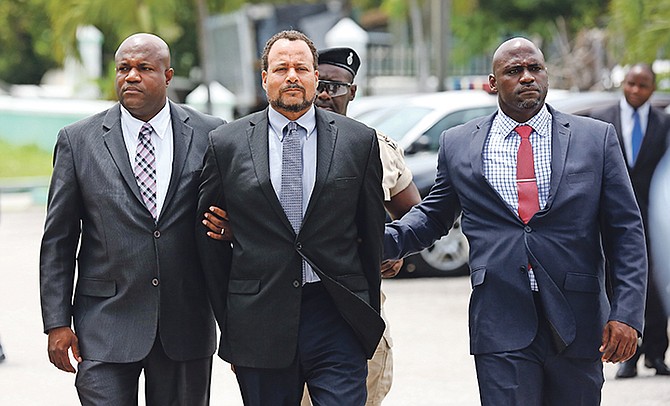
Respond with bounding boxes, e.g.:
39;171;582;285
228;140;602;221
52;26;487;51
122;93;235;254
520;68;534;83
286;67;299;82
126;67;141;81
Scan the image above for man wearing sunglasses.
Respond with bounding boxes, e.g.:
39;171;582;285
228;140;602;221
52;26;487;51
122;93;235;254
313;47;421;406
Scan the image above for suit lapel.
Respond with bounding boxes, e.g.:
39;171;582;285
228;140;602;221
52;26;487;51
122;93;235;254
303;110;336;225
102;105;145;206
247;110;295;233
545;108;571;210
634;108;661;171
469;114;518;216
162;102;193;218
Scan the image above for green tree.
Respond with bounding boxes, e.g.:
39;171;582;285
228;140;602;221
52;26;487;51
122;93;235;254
608;0;670;64
0;0;57;85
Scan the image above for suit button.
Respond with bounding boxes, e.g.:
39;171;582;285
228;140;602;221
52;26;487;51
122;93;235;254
520;266;527;273
292;280;300;288
151;278;159;286
296;242;302;250
524;226;532;233
153;230;161;238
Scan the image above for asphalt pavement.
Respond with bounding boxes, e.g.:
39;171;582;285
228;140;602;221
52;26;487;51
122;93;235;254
0;195;668;405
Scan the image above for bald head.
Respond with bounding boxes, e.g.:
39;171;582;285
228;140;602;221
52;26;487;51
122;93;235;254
115;33;171;67
488;37;549;123
492;37;545;73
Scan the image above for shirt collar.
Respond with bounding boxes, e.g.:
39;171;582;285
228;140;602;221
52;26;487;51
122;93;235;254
268;104;316;141
621;97;651;119
120;99;171;141
497;104;552;139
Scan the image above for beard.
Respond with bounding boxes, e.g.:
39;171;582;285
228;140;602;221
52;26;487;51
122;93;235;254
269;84;314;113
518;98;542;110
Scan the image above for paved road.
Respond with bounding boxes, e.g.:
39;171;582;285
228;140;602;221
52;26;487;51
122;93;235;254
0;198;668;405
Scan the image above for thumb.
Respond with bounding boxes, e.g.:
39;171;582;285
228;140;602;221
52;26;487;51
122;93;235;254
71;334;82;363
599;324;610;353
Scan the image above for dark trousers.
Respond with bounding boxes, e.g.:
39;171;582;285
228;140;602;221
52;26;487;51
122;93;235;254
235;282;368;406
75;335;212;406
474;294;604;406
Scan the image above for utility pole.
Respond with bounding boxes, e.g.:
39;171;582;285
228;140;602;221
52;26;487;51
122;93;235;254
195;0;212;114
431;0;450;91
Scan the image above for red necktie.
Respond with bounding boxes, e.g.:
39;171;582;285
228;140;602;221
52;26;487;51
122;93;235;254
516;125;539;223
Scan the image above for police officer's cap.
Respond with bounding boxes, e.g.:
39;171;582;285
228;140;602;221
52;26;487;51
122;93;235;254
318;47;361;78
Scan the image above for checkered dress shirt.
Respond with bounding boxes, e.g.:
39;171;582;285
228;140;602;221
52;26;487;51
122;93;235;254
483;105;553;291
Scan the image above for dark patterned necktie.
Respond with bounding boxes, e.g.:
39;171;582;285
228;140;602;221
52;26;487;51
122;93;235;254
516;125;539;223
280;121;303;233
134;123;157;220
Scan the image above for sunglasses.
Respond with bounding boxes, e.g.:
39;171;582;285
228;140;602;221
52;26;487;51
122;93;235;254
317;80;352;97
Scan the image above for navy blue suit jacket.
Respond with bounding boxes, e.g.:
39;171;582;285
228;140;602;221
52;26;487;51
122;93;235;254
385;105;648;359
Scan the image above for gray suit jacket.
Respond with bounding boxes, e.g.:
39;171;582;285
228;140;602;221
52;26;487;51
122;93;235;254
196;107;386;368
385;106;647;359
40;101;224;363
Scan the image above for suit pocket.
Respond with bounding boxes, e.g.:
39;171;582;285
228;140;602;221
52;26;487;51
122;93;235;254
77;277;116;298
567;172;594;184
228;279;260;295
564;272;599;293
470;267;486;288
333;177;358;189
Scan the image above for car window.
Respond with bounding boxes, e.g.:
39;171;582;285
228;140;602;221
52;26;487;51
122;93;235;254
421;106;497;151
356;106;433;142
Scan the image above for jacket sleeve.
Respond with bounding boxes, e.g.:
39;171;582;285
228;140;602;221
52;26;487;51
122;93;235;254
356;129;386;312
383;129;460;260
195;133;233;326
599;123;648;334
40;128;82;333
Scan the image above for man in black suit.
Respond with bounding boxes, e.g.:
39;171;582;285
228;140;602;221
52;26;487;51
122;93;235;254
196;30;385;405
40;33;223;404
590;63;670;378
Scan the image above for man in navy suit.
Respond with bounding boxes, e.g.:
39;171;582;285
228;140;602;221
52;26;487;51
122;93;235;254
384;37;647;405
590;63;670;378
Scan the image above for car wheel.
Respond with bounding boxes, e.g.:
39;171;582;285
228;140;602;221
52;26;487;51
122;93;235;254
400;217;470;277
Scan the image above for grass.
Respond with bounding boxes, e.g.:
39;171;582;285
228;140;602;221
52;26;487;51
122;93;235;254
0;139;53;178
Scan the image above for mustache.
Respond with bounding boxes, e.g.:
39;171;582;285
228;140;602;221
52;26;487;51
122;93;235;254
517;85;540;94
281;83;305;93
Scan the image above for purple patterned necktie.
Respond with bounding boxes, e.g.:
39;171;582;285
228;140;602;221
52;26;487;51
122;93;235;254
134;123;157;220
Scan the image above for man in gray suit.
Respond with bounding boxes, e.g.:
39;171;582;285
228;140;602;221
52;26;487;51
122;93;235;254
196;30;385;405
384;37;647;405
40;33;223;405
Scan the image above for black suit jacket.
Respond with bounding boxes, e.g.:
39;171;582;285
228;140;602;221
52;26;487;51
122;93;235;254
196;107;386;368
40;102;224;362
589;103;670;222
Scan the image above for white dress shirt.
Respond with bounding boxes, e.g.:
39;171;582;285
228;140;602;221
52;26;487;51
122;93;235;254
120;100;174;220
619;98;650;166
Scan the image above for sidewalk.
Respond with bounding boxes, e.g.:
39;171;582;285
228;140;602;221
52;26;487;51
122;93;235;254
0;203;668;405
